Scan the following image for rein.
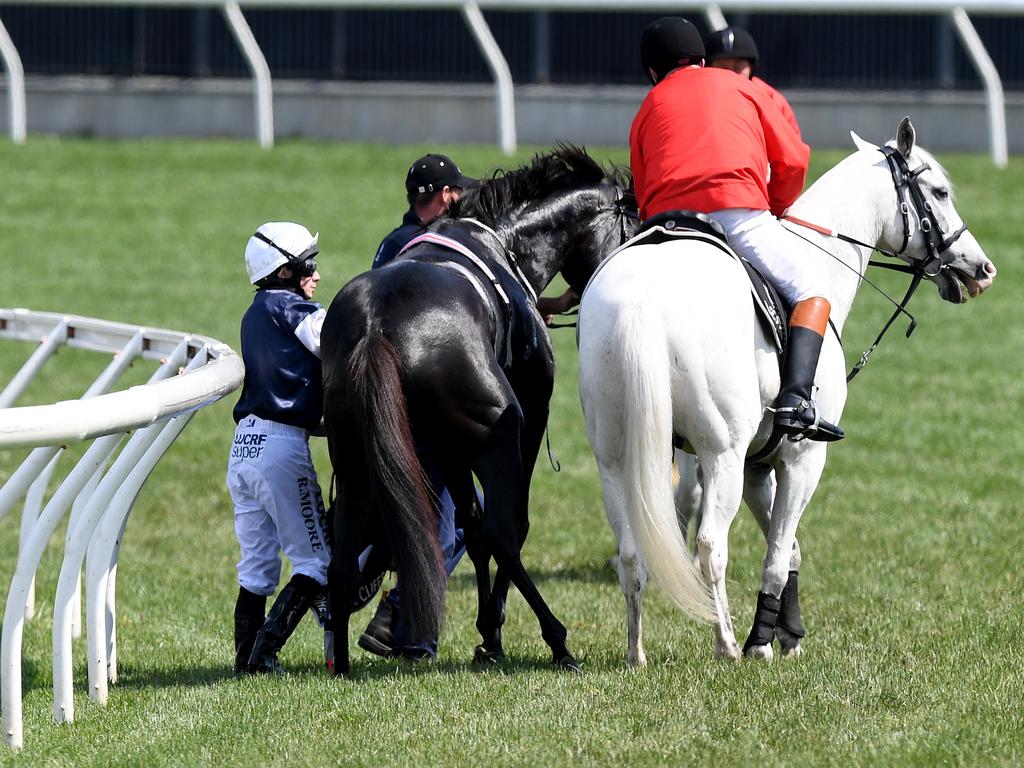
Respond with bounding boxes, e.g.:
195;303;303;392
782;145;970;383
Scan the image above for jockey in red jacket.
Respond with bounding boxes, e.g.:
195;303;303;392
631;17;844;442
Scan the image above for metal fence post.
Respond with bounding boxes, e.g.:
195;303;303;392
0;15;26;144
222;1;274;149
462;1;516;155
950;6;1008;168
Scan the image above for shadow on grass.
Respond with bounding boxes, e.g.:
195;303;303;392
103;663;237;691
104;652;583;691
337;653;575;681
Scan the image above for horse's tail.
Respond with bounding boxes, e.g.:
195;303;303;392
344;332;444;644
617;305;715;623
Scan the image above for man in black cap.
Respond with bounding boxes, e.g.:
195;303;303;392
371;152;476;270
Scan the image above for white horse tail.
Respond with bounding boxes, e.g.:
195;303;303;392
617;305;716;623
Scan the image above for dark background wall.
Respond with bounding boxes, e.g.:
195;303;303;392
2;7;1022;91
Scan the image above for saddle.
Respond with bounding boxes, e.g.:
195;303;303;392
631;210;790;353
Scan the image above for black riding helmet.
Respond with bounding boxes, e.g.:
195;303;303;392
640;17;705;86
705;27;759;75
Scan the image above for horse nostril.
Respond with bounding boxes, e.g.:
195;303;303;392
981;261;997;278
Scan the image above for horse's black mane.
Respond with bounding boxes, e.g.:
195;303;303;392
450;144;631;227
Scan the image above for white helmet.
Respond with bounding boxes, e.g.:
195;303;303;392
244;221;320;284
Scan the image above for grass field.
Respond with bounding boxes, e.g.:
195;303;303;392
0;136;1022;766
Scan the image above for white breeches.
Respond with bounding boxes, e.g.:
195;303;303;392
707;208;829;305
226;415;332;595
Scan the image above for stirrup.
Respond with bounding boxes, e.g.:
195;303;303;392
774;401;844;443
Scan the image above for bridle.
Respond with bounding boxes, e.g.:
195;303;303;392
783;146;971;382
546;184;639;330
614;184;642;248
880;145;969;276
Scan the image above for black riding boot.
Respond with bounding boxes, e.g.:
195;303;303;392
358;593;398;658
234;588;267;675
774;326;845;442
246;574;319;674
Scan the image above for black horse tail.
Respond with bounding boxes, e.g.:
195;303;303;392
345;332;445;645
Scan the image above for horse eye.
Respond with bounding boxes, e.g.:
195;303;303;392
934;188;950;200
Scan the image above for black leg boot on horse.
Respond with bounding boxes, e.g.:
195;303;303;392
776;570;806;655
247;574;320;674
233;587;267;675
774;297;844;442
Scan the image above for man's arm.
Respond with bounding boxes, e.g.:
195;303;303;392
293;307;326;359
537;288;580;327
755;86;810;217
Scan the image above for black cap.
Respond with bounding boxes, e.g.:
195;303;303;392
405;153;476;197
705;27;759;69
641;17;705;85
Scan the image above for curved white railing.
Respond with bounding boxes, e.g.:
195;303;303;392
0;308;244;750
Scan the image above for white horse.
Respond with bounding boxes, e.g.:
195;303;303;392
578;118;997;665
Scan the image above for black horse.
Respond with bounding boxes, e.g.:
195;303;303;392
321;146;636;674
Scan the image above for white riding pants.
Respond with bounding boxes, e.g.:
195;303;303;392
226;415;331;596
707;208;829;305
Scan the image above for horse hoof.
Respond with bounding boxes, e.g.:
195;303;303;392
555;654;582;673
744;643;774;662
626;651;647;668
777;628;803;657
780;641;802;658
714;643;742;662
473;645;505;666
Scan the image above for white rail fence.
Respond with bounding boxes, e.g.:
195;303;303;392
0;0;1018;164
0;308;244;750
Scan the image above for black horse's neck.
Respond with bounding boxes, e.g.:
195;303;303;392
509;187;616;295
450;145;631;298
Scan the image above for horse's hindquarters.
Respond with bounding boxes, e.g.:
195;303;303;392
581;242;764;458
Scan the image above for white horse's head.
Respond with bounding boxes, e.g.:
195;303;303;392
851;117;997;304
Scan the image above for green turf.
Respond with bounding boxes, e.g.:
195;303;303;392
0;137;1022;766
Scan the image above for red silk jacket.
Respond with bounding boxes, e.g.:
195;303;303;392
752;76;801;138
630;66;809;220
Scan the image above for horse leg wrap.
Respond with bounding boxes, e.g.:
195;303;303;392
778;570;806;639
742;591;781;653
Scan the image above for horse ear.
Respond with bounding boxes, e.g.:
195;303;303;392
850;130;877;153
896;116;916;160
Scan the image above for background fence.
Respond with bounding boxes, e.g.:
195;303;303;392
2;6;1023;89
0;2;1021;163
